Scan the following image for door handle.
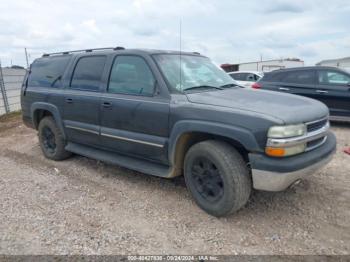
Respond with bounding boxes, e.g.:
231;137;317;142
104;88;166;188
316;90;328;94
102;102;112;108
279;87;290;91
65;98;73;103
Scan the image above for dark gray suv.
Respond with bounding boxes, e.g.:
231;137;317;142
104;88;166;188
254;66;350;122
21;47;336;216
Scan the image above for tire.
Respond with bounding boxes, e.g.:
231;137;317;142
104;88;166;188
184;140;251;217
38;116;71;161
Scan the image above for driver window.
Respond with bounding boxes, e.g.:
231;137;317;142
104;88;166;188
319;70;350;85
108;56;155;96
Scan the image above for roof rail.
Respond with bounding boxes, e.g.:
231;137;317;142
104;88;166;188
42;46;125;57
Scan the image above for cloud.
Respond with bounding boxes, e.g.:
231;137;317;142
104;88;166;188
133;28;159;37
264;2;304;13
81;19;100;33
0;0;349;67
298;47;318;58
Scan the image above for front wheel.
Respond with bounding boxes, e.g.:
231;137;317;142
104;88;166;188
184;140;251;217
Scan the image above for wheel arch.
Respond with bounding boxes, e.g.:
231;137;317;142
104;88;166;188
168;120;261;175
31;102;66;139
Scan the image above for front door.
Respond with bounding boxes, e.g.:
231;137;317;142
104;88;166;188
315;69;350;118
63;55;107;146
100;55;170;164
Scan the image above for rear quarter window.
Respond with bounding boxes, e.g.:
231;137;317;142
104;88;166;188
271;72;285;81
262;72;284;82
28;56;71;88
260;72;282;82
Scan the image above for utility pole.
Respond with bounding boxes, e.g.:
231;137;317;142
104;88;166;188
24;48;29;69
258;53;263;71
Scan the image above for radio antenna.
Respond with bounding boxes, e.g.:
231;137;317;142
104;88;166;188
179;19;182;90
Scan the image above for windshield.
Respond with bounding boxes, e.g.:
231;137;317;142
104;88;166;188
153;54;238;92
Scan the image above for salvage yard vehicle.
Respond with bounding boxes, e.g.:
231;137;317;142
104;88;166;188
21;47;336;216
228;71;263;88
254;66;350;122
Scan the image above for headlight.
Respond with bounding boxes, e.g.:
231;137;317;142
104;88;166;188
267;124;306;138
266;124;307;157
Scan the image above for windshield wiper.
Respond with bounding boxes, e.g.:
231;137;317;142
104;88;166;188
183;85;223;92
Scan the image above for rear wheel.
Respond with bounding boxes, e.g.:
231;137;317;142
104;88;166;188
184;140;251;217
38;116;71;160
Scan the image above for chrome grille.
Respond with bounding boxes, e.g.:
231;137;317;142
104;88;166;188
305;117;329;151
307;118;328;133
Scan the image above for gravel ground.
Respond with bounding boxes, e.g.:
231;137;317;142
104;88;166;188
0;114;349;255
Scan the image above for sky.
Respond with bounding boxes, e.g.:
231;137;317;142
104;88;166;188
0;0;349;67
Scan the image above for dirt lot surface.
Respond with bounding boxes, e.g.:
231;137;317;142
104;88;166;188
0;114;349;255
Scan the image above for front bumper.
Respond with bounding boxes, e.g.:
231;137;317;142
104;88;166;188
249;132;336;191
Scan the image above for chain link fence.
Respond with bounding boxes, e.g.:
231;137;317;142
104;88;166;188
0;63;27;116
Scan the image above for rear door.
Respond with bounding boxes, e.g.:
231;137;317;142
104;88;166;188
277;69;317;98
315;69;350;117
99;54;170;163
259;71;286;91
62;55;107;146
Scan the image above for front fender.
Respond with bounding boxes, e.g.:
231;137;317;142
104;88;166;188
30;102;66;139
168;120;261;165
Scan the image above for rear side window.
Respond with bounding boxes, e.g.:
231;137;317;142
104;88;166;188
230;73;244;81
283;70;315;84
108;56;155;96
28;56;71;88
232;73;257;81
70;56;106;91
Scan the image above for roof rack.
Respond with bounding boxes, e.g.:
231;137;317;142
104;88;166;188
42;46;125;57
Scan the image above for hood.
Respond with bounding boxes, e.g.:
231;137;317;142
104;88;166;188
186;88;329;124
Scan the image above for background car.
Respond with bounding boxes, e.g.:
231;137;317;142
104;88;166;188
253;66;350;122
228;71;263;88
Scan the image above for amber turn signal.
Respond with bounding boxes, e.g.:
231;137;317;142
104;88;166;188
265;147;285;157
